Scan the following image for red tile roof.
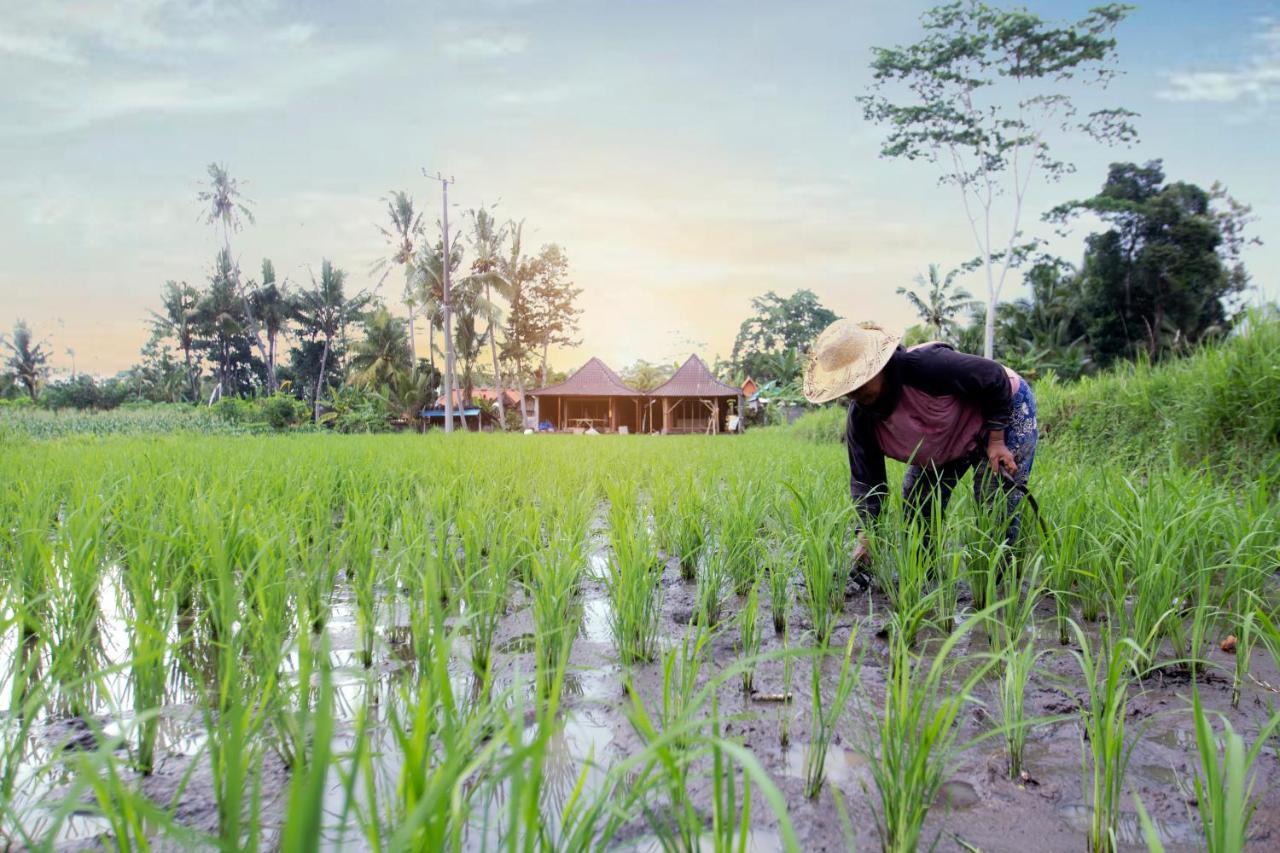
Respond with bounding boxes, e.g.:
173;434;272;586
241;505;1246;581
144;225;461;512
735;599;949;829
435;387;525;407
649;355;740;398
530;357;642;397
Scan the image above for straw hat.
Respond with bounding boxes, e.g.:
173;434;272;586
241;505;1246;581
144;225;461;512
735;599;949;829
802;320;901;404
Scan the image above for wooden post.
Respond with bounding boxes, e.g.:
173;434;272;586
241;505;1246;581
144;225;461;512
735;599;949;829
662;399;669;434
557;396;562;430
534;396;540;428
714;399;720;434
609;397;617;432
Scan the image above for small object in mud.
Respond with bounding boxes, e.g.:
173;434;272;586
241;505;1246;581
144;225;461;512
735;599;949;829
1019;770;1038;787
1221;634;1238;654
751;691;794;703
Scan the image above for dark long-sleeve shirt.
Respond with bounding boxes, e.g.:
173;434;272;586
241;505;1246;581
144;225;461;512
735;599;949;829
844;344;1015;524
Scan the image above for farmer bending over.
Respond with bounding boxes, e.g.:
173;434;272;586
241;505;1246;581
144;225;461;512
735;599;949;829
802;319;1037;592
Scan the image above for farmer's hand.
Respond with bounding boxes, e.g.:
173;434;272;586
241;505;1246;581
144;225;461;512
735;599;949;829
987;432;1017;477
850;531;872;567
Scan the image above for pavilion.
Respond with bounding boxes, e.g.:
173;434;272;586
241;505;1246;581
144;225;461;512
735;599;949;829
647;355;744;434
529;357;644;432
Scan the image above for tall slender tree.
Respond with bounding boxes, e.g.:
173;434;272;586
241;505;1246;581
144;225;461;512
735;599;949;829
859;2;1137;357
528;243;582;385
150;280;202;401
373;191;425;364
465;207;510;425
295;260;369;422
349;306;412;389
251;259;293;394
2;320;51;402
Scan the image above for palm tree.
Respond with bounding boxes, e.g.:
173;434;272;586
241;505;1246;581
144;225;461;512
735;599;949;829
621;360;673;391
349;307;412;389
896;264;975;343
196;163;275;379
151;280;201;401
295;260;369;423
2;320;51;402
195;249;246;400
465;206;511;426
414;237;464;425
198;163;255;250
495;219;533;423
251;259;293;394
372;191;425;364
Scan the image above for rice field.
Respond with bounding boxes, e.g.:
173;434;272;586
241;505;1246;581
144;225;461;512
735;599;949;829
2;430;1279;851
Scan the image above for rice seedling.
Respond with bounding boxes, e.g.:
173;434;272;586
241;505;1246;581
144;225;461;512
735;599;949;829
766;546;792;635
45;491;107;716
805;627;861;799
738;580;761;693
604;487;662;664
528;536;585;698
860;603;999;853
1068;620;1145;853
697;536;729;627
999;639;1047;779
782;482;848;646
456;507;514;686
670;480;707;582
116;515;177;775
1189;688;1280;853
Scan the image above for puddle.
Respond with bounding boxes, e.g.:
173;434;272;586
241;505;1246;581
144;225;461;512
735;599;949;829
1057;803;1197;847
783;742;868;790
579;596;612;644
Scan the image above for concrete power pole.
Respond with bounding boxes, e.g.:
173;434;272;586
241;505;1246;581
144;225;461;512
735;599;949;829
425;170;458;433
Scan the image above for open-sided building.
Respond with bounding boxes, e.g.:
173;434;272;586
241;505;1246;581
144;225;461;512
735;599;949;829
528;357;644;432
647;355;744;434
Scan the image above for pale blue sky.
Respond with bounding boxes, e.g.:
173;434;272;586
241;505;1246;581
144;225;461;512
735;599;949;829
1;0;1276;376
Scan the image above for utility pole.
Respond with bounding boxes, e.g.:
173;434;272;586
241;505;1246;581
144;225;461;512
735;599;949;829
425;170;458;433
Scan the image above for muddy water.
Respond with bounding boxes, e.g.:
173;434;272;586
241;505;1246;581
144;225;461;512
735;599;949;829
6;549;1280;851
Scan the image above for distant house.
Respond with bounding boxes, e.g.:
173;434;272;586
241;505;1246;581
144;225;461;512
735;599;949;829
527;355;744;434
529;358;645;432
648;355;744;434
741;377;759;399
420;386;533;431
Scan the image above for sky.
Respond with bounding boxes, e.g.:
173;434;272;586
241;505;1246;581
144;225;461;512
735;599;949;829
1;0;1277;378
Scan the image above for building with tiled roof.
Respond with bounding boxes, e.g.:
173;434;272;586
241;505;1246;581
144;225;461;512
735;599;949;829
529;357;645;432
648;355;744;434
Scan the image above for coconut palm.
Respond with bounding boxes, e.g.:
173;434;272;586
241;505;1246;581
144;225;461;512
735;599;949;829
2;320;51;402
465;206;511;426
372;191;425;364
198;163;255;250
151;280;202;401
295;261;369;423
349;307;412;389
250;259;294;394
896;264;976;343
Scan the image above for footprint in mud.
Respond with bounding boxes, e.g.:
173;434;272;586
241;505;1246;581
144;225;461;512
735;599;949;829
935;779;979;811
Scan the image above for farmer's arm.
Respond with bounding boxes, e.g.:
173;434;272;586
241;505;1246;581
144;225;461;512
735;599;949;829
846;403;886;525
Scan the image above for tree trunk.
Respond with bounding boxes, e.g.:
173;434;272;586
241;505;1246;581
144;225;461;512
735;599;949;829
314;336;331;424
540;340;550;386
266;332;277;394
407;307;417;366
183;345;198;402
484;280;505;428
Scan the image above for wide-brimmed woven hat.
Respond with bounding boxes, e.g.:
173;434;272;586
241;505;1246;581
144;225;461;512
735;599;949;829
802;320;901;404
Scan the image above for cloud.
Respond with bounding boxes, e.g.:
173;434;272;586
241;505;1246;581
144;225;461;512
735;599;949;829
444;32;528;59
0;3;388;134
0;28;84;65
1158;23;1280;105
